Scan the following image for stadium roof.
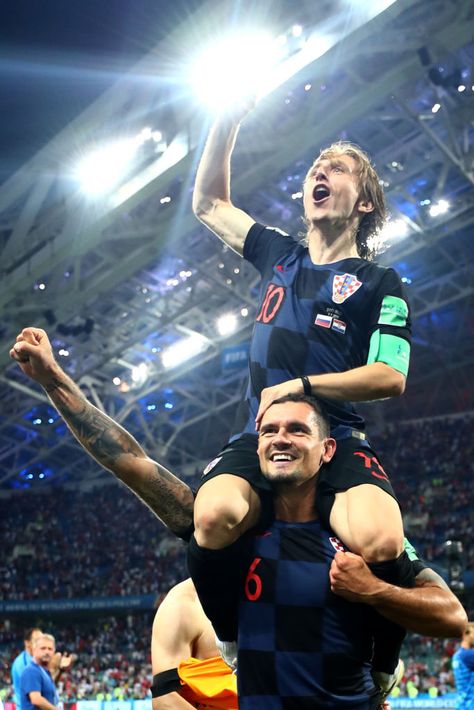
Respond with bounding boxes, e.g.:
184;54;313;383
1;0;473;492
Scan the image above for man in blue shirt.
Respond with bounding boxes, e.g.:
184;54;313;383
20;634;58;710
11;628;43;707
453;622;474;710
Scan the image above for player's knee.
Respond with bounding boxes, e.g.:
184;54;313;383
194;503;245;548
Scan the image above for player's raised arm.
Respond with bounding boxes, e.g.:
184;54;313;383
192;103;256;255
10;328;194;539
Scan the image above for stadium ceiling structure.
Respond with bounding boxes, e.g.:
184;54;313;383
0;0;473;492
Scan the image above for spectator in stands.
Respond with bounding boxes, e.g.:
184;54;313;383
452;622;474;709
11;629;42;707
20;634;58;710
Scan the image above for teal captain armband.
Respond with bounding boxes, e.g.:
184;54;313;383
403;537;419;562
378;295;409;327
367;330;411;376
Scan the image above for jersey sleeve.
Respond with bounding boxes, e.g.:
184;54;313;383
366;267;412;376
403;537;428;575
11;657;21;688
11;656;24;702
461;649;474;670
243;222;297;279
21;665;40;697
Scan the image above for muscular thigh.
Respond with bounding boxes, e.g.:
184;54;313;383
195;435;273;533
317;438;398;529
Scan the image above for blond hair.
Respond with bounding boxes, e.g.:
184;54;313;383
306;142;387;260
33;633;55;647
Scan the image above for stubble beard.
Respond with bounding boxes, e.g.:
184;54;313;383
262;466;304;486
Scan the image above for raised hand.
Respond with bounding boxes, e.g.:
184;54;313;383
9;327;57;385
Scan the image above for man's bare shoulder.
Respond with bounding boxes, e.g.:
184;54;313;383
159;578;207;629
156;579;218;660
165;578;200;605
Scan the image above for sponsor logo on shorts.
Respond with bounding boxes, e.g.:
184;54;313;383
315;313;332;328
332;273;362;304
329;537;346;552
202;456;223;477
331;318;346;334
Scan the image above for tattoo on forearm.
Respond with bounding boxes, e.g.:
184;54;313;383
70;407;138;465
46;376;142;465
127;464;194;537
45;377;66;394
45;373;194;536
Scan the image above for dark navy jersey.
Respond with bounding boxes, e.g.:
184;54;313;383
453;648;474;710
231;223;411;441
237;519;379;709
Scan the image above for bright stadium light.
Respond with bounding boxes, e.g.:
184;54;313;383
368;218;409;252
429;199;450;217
131;362;149;387
217;313;237;336
379;218;410;241
162;333;208;369
75;139;138;196
190;31;282;111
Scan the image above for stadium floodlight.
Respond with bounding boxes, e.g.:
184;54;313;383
75;138;138;197
368;218;409;252
429;199;450;217
217;313;237;336
162;333;208;369
190;31;282;111
379;218;409;241
131;362;149;387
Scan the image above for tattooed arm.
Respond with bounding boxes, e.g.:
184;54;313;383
10;328;194;538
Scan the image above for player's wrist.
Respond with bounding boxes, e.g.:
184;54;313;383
40;362;68;391
367;579;394;607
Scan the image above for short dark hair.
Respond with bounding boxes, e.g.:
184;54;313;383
24;628;41;642
268;392;330;438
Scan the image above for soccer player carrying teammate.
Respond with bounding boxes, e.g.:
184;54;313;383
189;101;413;686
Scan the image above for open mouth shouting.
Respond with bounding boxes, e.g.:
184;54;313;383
312;183;331;204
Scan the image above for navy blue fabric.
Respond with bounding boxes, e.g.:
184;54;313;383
231;223;411;442
237;519;380;709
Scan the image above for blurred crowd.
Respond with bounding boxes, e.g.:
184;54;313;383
397;635;459;697
0;614;153;702
0;486;187;600
375;414;474;570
